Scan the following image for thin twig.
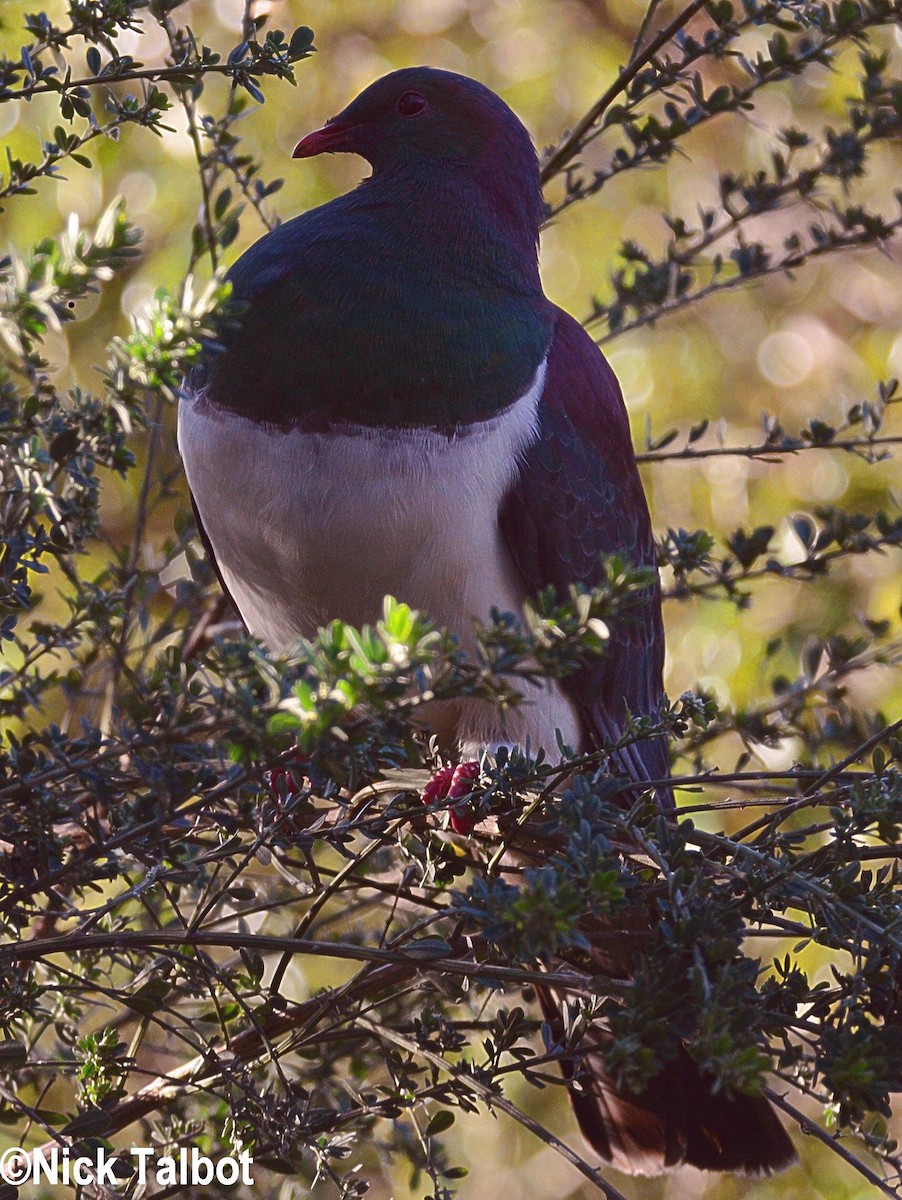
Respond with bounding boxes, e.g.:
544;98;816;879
592;213;902;342
638;435;902;464
628;0;666;66
765;1088;897;1198
3;928;601;992
3;60;260;103
802;717;902;798
357;1017;631;1200
540;0;708;184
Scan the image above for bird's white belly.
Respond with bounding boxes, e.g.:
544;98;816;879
178;361;582;755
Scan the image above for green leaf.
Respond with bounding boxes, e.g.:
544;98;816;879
404;937;452;959
62;1109;114;1137
426;1109;455;1136
289;26;316;57
128;978;172;1013
214;187;233;220
268;710;301;734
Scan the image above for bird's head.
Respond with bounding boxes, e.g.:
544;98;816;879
293;67;543;238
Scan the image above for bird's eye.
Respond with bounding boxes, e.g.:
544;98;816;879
397;91;427;116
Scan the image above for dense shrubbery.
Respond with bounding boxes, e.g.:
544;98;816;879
0;3;900;1198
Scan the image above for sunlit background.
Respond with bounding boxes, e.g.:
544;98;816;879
2;0;900;1196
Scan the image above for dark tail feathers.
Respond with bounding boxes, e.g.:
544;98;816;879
540;989;797;1176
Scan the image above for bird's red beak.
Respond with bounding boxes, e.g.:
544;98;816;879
292;120;357;159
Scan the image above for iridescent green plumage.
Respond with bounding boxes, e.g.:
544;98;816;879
198;67;552;430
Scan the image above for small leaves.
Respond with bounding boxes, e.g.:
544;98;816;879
106;273;233;402
76;1028;130;1109
728;524;775;568
0;200;140;352
0;3;899;1197
551;5;902;344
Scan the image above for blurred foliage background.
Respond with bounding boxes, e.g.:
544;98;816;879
4;0;901;740
1;1;901;1199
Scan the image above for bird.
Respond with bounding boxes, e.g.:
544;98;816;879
178;65;796;1176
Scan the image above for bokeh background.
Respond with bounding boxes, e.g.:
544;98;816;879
1;1;900;1197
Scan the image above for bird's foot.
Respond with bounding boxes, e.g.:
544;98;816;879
422;761;480;834
264;749;312;836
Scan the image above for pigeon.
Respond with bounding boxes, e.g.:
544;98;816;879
178;66;796;1176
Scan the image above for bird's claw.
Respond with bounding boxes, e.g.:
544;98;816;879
264;751;312;836
422;761;480;834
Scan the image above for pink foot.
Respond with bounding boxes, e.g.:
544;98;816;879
265;750;311;835
422;761;480;834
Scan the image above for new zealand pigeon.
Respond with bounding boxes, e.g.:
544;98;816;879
178;66;795;1176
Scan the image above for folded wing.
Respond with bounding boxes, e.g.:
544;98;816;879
500;307;670;797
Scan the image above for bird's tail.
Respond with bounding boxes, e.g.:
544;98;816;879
538;987;797;1176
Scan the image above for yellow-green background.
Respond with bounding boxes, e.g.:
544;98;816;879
1;0;900;1196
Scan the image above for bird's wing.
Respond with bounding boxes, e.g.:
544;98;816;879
499;307;670;800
